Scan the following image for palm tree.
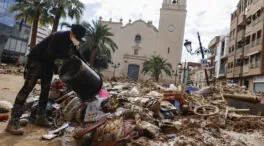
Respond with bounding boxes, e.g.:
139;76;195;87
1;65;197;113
82;21;118;67
10;0;52;49
60;21;112;70
49;0;84;33
142;55;172;82
82;49;111;72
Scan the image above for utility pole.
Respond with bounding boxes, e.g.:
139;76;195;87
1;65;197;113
197;32;210;86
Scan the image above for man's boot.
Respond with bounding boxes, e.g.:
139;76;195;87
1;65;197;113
34;108;52;127
5;104;25;135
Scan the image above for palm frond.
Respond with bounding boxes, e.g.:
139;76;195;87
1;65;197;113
60;22;72;29
142;54;172;81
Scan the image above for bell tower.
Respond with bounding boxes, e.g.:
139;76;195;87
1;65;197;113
157;0;187;72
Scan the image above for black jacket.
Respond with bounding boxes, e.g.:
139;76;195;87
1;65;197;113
28;31;86;63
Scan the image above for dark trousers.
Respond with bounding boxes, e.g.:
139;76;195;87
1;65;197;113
11;59;53;122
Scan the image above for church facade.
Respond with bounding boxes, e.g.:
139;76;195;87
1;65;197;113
101;0;187;81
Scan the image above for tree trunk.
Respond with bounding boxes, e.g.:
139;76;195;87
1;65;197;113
29;10;40;49
51;8;62;33
89;48;96;67
155;75;159;82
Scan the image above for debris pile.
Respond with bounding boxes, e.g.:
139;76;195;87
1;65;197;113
0;64;24;75
0;101;12;122
3;79;264;145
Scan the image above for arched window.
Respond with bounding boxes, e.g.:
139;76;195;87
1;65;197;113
135;35;141;44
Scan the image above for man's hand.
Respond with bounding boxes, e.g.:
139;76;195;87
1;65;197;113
71;55;80;60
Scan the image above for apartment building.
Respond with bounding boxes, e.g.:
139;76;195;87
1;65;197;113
207;36;220;83
0;0;51;64
0;0;31;64
193;69;206;88
36;25;51;44
215;36;229;83
227;0;264;92
25;25;51;56
190;35;230;88
178;61;201;85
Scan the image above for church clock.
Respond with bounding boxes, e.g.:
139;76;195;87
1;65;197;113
168;25;175;32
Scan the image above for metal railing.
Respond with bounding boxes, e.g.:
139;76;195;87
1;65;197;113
252;16;262;26
255;61;260;68
250;63;255;68
251;41;256;47
256;38;261;45
244;45;249;54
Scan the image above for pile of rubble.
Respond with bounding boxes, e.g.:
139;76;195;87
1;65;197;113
0;64;24;75
1;79;264;146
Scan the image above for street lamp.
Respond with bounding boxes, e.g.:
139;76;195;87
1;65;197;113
184;32;210;86
112;62;120;78
184;40;192;53
178;61;188;84
172;69;178;85
177;63;182;84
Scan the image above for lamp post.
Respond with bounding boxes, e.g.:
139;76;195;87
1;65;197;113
177;62;185;84
178;61;191;84
184;32;210;86
112;62;120;78
172;69;178;85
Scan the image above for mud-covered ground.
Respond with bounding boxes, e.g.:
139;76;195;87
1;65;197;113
0;73;264;146
0;74;59;146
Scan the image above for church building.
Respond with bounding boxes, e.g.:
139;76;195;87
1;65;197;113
101;0;187;81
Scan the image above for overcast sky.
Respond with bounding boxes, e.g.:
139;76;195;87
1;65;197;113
71;0;240;62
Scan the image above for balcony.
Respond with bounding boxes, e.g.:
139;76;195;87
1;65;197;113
251;41;256;47
221;52;228;59
208;36;220;49
226;68;234;78
243;65;249;73
251;39;261;48
209;74;215;80
244;45;249;54
238;14;246;26
236;48;243;56
237;29;245;42
206;63;215;70
255;61;260;68
229;51;235;56
231;16;237;25
250;63;255;69
219;68;226;76
256;38;261;46
252;16;263;26
227;67;234;73
234;66;242;75
207;54;216;60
